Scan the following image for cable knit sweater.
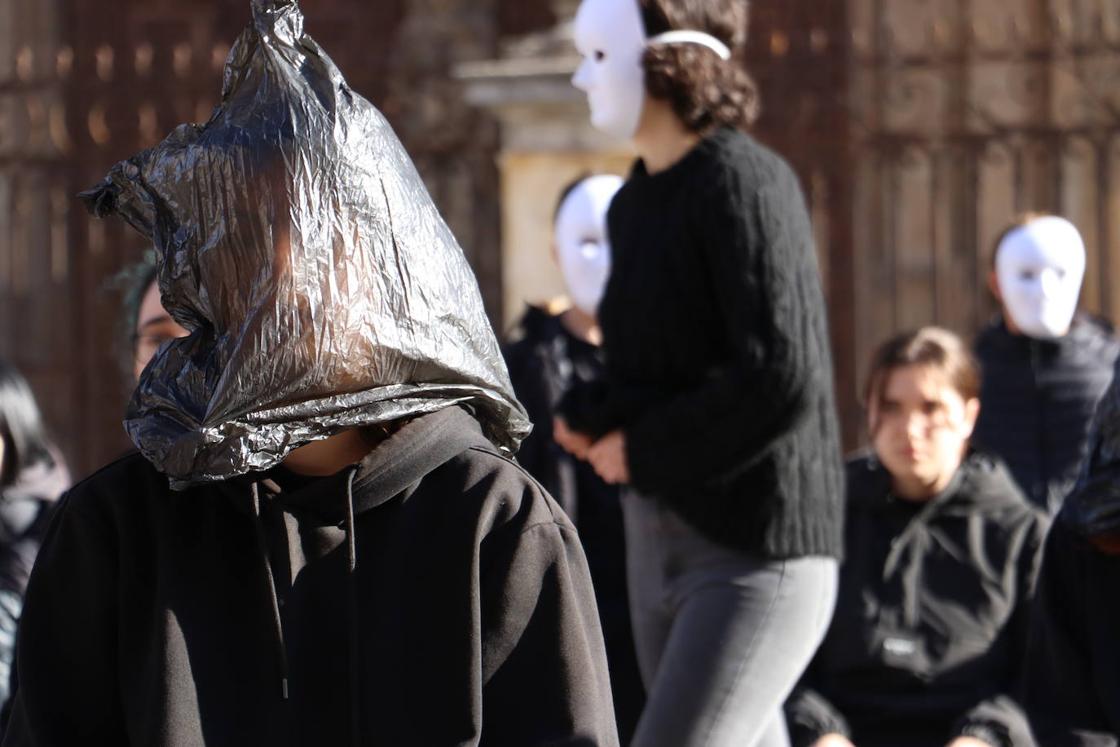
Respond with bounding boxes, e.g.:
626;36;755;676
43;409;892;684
561;126;844;559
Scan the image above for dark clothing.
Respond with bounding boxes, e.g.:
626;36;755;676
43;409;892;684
0;459;66;716
1025;515;1120;746
560;126;844;560
786;453;1047;747
1025;370;1120;746
3;407;618;747
973;315;1119;513
503;306;644;743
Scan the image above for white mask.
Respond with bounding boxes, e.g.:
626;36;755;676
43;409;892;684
554;175;624;317
571;0;648;140
995;216;1086;339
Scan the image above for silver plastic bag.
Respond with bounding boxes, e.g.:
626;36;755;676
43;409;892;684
81;0;529;488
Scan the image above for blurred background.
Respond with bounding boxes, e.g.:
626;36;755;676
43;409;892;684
2;0;1120;479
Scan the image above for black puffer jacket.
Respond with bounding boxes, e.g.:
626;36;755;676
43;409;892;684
786;452;1047;747
973;315;1119;513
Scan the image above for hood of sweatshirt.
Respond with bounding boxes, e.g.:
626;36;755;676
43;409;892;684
80;0;528;489
846;450;1030;518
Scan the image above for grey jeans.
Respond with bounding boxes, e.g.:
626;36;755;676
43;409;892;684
622;491;838;747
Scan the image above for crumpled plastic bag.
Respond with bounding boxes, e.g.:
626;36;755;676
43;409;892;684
81;0;529;488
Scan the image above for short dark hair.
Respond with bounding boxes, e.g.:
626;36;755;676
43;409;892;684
110;250;160;378
864;327;980;433
0;359;55;487
639;0;759;133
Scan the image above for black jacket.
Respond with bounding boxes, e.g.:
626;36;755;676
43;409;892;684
786;453;1047;747
2;407;618;746
1025;515;1120;746
502;306;644;743
1024;368;1120;746
973;316;1119;513
561;126;844;559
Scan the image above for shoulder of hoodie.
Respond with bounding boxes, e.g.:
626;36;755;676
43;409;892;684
438;440;577;540
957;451;1049;524
43;450;176;538
845;450;1048;529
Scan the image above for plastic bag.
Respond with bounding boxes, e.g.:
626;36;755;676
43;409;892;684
81;0;529;488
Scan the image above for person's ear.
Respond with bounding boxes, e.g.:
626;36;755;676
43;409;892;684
961;397;980;439
549;238;559;266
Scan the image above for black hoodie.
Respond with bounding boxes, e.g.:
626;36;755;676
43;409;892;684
2;407;618;746
786;452;1048;747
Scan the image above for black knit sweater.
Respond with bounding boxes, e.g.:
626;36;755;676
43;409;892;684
561;127;844;559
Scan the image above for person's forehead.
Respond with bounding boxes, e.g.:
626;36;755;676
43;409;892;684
884;365;953;401
574;0;642;46
998;239;1078;268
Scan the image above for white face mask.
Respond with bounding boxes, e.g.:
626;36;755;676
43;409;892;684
995;216;1086;339
554;175;624;317
571;0;647;140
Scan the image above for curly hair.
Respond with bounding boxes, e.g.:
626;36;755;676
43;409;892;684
640;0;759;132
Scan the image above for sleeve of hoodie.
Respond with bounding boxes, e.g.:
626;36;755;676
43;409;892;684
784;683;852;747
952;509;1050;747
477;503;619;747
622;165;820;495
1022;519;1120;747
1;489;124;746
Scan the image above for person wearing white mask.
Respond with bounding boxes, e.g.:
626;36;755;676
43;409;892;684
503;173;645;743
973;213;1120;514
554;1;845;746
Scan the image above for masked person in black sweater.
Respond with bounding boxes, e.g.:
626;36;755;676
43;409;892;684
1025;362;1120;746
972;214;1120;514
2;3;617;745
503;173;644;743
786;328;1047;747
557;1;844;745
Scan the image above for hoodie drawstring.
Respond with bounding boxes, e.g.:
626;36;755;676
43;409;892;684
344;465;361;747
251;481;290;700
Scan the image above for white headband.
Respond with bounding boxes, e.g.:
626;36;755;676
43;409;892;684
646;30;732;60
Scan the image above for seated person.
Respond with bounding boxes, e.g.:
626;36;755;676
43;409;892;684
786;327;1047;747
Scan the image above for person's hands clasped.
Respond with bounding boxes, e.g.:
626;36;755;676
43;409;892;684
554;417;594;460
586;429;629;485
811;735;855;747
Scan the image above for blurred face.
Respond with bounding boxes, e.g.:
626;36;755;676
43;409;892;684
571;0;647;139
870;365;979;500
133;279;190;382
553;175;624;317
994;216;1085;339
